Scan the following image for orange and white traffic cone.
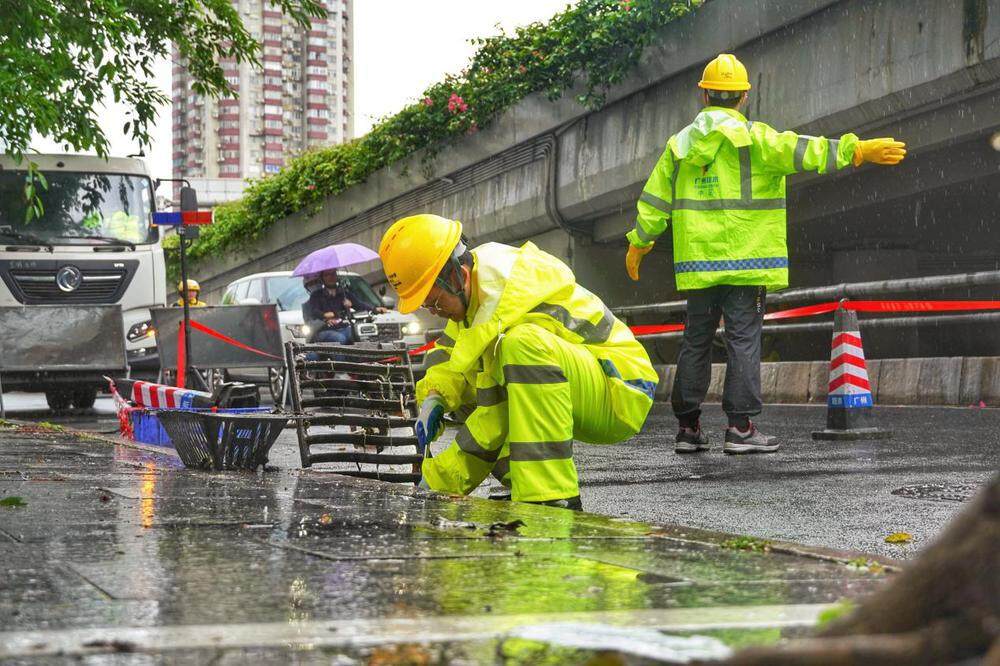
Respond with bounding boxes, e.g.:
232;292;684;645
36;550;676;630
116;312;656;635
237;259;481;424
812;304;892;441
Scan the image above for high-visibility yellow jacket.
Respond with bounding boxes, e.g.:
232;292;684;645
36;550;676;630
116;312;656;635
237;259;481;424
627;106;860;291
173;298;207;307
417;242;657;435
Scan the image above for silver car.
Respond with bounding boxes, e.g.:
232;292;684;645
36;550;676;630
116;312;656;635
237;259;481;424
218;270;427;401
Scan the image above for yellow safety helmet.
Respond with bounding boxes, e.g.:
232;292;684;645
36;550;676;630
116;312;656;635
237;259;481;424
177;279;200;293
379;214;463;314
698;53;751;91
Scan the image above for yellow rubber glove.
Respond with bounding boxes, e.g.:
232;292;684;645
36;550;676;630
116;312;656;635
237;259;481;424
853;138;907;167
626;243;654;281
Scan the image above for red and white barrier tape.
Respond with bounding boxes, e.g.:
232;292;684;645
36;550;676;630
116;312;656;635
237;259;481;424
628;299;1000;337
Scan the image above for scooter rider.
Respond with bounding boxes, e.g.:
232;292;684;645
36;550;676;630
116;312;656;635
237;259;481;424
302;269;386;344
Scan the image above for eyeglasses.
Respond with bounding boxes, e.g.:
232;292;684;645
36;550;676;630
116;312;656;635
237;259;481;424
423;289;444;313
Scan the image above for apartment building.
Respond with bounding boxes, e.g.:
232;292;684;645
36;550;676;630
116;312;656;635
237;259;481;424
171;0;354;180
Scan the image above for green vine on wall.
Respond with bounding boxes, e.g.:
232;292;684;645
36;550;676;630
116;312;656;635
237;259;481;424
167;0;703;275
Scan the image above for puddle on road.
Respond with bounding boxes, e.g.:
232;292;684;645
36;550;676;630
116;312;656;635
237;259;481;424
1;430;886;658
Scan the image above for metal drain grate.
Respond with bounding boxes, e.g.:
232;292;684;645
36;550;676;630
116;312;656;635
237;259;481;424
891;482;981;503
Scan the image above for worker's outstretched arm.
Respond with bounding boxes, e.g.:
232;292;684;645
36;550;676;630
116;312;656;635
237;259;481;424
751;123;862;176
625;146;674;280
415;321;473;412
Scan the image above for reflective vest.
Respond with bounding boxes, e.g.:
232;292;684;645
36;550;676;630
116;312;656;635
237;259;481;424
627;107;859;291
417;242;658;435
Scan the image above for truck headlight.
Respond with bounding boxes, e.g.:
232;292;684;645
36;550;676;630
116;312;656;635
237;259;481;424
402;322;422;336
286;324;310;339
127;319;155;342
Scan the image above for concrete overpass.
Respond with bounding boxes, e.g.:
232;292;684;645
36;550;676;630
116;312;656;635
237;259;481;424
192;0;1000;363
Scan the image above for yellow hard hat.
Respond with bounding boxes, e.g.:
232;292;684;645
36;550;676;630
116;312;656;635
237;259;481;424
698;53;751;91
177;279;200;292
379;214;463;314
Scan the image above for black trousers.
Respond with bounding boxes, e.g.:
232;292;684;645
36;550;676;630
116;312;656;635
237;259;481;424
670;285;765;426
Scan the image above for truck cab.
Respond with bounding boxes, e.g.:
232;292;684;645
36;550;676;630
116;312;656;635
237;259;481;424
0;154;165;409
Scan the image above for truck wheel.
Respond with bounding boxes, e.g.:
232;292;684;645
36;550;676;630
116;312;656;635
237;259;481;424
45;390;72;411
71;388;98;410
268;367;286;406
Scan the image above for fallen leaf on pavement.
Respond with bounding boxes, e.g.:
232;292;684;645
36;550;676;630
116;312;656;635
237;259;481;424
0;496;27;508
885;532;913;544
486;519;525;537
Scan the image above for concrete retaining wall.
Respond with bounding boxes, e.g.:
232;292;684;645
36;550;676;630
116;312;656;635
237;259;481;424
651;356;1000;407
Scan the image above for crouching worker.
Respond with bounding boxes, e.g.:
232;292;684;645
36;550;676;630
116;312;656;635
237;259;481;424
379;214;658;510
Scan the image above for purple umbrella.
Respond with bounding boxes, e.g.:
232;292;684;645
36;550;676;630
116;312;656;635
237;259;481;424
292;243;380;277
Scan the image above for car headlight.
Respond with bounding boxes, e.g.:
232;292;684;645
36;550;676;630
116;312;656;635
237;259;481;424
127;319;155;342
286;324;310;338
402;322;422;336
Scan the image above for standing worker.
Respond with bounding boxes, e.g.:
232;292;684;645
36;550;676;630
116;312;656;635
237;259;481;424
174;279;206;307
380;214;658;509
625;53;906;455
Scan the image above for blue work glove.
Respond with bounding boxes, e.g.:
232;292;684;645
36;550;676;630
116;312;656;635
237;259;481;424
415;395;446;454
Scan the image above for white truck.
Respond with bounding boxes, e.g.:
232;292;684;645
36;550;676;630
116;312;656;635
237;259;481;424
0;154;165;409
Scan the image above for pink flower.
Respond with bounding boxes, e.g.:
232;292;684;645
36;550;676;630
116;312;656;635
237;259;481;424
447;93;468;114
621;0;633;8
518;65;527;74
306;184;316;191
466;121;479;135
422;97;433;107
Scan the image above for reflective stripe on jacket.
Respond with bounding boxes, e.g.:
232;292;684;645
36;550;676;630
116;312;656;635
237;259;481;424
416;242;658;435
627;107;859;290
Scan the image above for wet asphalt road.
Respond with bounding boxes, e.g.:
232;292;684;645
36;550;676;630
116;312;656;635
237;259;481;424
5;391;997;560
0;427;882;661
575;403;998;560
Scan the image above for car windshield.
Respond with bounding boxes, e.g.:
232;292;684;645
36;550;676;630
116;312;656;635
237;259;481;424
266;274;383;311
267;276;311;311
0;170;155;245
341;275;382;308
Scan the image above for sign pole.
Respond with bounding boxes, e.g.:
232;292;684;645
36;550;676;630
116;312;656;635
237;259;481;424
179;226;194;390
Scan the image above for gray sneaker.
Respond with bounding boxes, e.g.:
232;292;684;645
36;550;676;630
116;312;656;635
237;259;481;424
675;427;710;453
724;422;779;454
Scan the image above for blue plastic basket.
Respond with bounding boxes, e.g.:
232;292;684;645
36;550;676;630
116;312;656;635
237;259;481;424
130;408;269;447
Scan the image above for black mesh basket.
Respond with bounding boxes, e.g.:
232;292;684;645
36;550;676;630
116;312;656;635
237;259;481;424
157;411;288;471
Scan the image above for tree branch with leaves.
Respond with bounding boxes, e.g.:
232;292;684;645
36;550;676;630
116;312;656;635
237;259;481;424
0;0;325;218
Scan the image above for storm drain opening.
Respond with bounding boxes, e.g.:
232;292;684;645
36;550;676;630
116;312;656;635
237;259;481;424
891;482;980;503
